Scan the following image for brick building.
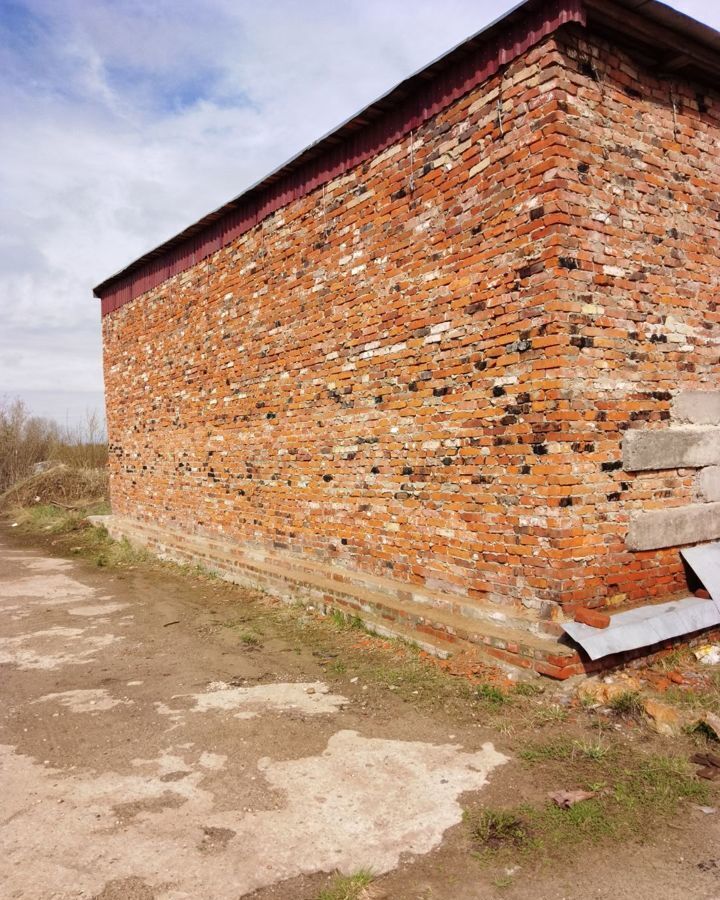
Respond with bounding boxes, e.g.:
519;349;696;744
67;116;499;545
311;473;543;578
94;0;720;677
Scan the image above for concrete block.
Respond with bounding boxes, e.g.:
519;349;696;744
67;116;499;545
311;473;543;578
672;391;720;425
622;427;720;472
696;467;720;503
627;502;720;551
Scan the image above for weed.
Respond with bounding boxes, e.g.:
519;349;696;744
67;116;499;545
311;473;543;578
329;609;347;629
328;609;366;632
240;632;261;647
511;681;544;697
531;704;568;726
608;690;644;717
474;684;508;706
466;809;530;850
578;692;596;709
316;870;374;900
576;740;611;762
178;561;222;582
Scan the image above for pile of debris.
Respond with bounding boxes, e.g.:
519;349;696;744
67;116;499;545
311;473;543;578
0;463;108;510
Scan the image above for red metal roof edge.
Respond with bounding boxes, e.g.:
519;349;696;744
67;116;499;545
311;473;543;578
94;0;584;315
94;0;720;315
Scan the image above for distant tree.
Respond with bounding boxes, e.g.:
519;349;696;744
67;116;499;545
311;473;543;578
0;397;60;492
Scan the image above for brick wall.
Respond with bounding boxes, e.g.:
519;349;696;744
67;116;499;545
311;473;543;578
544;25;720;610
102;22;720;628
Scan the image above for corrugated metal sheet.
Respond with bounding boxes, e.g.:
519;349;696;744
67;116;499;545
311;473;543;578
95;0;586;315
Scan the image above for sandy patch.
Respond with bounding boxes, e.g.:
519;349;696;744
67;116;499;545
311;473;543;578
0;573;98;606
22;557;75;572
179;680;349;719
68;602;130;617
199;752;227;771
33;689;132;713
0;626;121;669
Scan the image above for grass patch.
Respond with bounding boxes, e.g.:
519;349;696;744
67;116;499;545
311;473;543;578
519;738;575;763
375;662;448;694
316;870;374;900
666;676;720;718
10;501;106;534
520;738;614;764
8;502;152;569
655;647;693;672
469;750;709;863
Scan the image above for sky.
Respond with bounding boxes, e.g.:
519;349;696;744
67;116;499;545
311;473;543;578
0;0;718;429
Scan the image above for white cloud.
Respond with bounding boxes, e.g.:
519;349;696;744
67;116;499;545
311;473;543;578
0;0;717;422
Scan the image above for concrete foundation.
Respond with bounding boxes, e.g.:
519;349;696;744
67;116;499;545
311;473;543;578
90;514;720;679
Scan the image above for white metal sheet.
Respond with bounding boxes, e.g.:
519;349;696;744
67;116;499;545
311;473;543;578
681;542;720;612
562;596;720;661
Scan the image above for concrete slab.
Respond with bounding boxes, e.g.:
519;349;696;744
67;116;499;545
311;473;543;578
671;391;720;425
696;467;720;502
626;501;720;551
0;535;508;899
623;426;720;472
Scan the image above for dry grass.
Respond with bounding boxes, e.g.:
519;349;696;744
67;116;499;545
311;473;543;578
316;871;375;900
0;463;108;510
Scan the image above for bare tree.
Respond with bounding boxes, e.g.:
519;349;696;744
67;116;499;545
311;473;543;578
0;397;60;492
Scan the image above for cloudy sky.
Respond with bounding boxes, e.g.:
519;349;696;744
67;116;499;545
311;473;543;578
1;0;717;429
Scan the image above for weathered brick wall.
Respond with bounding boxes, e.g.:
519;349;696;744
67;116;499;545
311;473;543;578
545;26;720;609
102;22;720;626
104;34;575;622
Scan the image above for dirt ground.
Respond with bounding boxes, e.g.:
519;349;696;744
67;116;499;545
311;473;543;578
1;526;719;900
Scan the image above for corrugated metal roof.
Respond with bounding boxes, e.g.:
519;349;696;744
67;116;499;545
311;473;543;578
93;0;720;311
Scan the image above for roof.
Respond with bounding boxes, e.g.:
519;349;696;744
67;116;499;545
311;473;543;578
94;0;720;314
